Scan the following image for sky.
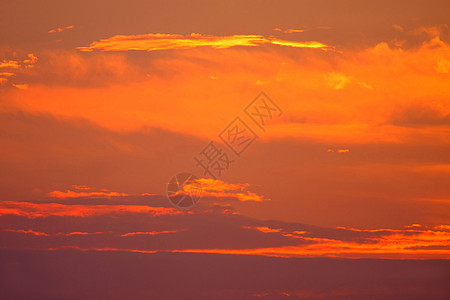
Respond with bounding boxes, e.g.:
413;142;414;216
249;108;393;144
0;1;450;297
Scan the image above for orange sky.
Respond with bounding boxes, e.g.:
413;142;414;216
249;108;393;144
0;0;449;261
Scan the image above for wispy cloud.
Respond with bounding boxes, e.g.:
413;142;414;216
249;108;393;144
273;28;305;34
49;190;128;199
77;33;329;52
244;226;282;233
0;201;183;218
48;25;75;34
121;229;186;237
172;226;450;259
3;229;102;236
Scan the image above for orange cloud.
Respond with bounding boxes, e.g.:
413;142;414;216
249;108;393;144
30;225;450;259
243;226;282;233
4;229;102;236
76;33;329;52
269;39;326;49
2;26;450;148
325;72;351;90
327;149;350;153
0;54;37;70
392;24;404;32
273;28;305;34
0;201;184;218
48;189;128;199
121;229;186;237
0;60;20;68
171;238;450;259
47;245;159;254
11;83;28;90
0;72;15;77
197;178;268;202
4;229;50;236
435;58;450;74
167;225;450;259
71;185;91;190
48;25;75;33
435;225;450;230
197;178;248;191
0;53;38;90
167;178;267;203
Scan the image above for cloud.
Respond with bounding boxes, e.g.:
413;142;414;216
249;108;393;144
390;103;450;127
3;229;102;236
325;72;351;90
121;229;186;237
273;28;305;34
327;148;350;153
48;25;75;34
0;54;37;69
48;189;128;199
3;26;449;145
435;58;450;74
392;24;404;32
197;178;268;202
11;83;28;90
71;185;92;190
0;201;183;218
357;81;373;90
167;178;267;203
0;53;38;89
244;226;282;233
197;178;248;192
172;226;450;259
0;72;15;77
0;60;20;69
1;195;449;259
76;33;329;52
1;25;450;231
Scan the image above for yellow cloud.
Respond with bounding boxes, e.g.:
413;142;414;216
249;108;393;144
77;33;329;52
197;178;267;202
0;60;20;68
435;58;450;74
325;72;351;90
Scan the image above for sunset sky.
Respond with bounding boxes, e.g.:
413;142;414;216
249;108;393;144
1;1;450;299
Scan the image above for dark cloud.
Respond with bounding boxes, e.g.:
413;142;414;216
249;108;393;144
391;103;450;127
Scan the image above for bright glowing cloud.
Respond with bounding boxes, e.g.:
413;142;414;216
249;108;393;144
76;33;329;52
121;229;186;237
244;226;282;233
49;189;128;199
197;178;268;202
